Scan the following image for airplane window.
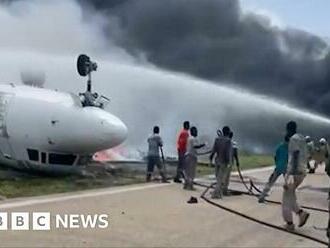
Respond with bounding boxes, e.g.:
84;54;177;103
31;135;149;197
41;152;46;163
27;149;39;161
49;153;76;165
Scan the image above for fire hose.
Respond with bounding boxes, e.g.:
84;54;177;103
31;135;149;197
197;182;328;246
235;165;328;213
194;164;329;246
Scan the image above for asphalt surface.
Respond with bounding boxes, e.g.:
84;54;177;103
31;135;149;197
0;166;329;247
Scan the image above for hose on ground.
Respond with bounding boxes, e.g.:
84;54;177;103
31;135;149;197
197;181;328;246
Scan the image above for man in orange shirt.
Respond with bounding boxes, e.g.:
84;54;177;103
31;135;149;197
174;121;190;183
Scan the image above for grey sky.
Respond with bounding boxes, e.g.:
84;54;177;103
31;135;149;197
241;0;330;38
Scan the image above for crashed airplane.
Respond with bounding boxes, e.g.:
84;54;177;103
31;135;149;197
0;55;127;175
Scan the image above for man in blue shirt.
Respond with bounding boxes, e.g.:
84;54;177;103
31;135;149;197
258;134;289;203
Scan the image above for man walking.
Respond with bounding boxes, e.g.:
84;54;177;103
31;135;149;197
174;121;190;183
146;126;167;183
282;121;310;231
209;126;232;199
258;134;289;203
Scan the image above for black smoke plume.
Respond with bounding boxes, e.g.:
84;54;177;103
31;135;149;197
79;0;330;115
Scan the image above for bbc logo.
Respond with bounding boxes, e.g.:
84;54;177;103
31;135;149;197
0;212;50;230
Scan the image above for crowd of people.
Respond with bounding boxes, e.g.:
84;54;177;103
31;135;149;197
258;121;330;231
146;121;239;194
146;120;330;232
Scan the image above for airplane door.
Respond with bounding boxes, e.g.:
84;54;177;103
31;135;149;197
0;92;14;159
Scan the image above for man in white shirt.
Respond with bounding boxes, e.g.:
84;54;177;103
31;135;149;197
183;126;205;190
282;121;309;231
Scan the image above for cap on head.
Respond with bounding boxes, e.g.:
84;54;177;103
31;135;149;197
153;126;160;134
320;138;327;144
183;121;190;130
222;126;230;136
305;136;312;143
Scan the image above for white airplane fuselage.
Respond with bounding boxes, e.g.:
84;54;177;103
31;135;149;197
0;84;127;174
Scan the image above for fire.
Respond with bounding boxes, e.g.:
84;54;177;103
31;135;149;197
93;146;126;162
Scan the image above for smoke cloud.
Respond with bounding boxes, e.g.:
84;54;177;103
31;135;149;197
79;0;330;116
1;0;330;156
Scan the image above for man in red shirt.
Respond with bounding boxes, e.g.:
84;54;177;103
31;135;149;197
174;121;190;183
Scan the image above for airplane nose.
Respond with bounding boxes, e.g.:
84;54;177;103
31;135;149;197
79;107;128;152
99;112;128;147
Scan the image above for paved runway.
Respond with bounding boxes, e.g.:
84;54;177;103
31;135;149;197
0;167;329;247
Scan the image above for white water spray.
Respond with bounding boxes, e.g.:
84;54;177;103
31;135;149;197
1;0;330;156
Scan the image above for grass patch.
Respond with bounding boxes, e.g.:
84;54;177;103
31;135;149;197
237;154;274;170
0;177;78;198
0;172;145;199
197;154;273;176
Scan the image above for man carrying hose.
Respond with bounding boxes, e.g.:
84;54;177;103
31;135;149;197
282;121;310;231
223;131;239;195
146;126;167;183
258;134;289;203
209;126;232;199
